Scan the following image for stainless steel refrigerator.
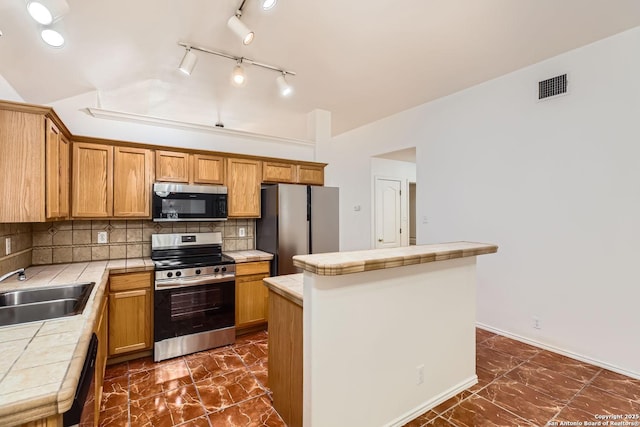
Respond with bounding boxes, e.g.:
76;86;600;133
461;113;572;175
256;184;339;275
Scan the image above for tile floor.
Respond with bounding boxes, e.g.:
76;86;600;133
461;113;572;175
99;329;640;427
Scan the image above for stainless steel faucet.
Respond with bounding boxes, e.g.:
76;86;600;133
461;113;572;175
0;268;26;283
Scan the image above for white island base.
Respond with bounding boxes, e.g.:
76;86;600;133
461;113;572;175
293;242;497;427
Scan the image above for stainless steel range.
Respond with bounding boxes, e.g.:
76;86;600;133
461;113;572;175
152;232;235;362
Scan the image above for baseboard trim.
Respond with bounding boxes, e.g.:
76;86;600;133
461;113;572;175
476;322;640;380
384;375;477;427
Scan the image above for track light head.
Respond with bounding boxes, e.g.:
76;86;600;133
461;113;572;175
178;47;198;75
231;61;246;87
227;14;254;45
27;0;69;25
276;73;293;97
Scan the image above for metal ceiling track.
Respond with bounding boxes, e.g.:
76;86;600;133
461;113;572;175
177;41;296;76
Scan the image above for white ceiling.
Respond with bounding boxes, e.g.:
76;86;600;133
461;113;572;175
1;0;640;140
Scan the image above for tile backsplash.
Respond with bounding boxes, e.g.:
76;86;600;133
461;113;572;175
0;223;33;276
31;219;255;265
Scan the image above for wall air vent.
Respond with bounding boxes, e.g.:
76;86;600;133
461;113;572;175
538;74;568;100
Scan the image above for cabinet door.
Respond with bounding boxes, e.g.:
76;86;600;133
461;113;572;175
72;142;113;217
263;161;297;183
94;294;108;427
113;146;153;217
108;272;152;356
192;154;225;184
155;150;190;183
236;261;270;330
45;119;61;218
297;164;325;185
58;135;70;218
226;158;262;218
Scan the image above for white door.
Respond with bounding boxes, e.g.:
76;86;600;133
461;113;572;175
374;178;402;248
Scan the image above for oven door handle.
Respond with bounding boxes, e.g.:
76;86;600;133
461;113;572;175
155;275;235;290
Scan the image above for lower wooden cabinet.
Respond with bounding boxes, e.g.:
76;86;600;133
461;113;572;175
94;293;108;426
235;261;270;332
108;272;153;356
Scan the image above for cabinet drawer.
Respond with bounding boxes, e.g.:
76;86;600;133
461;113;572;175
236;261;270;276
109;271;152;292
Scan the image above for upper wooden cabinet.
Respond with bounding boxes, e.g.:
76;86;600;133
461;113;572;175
0;106;70;223
192;154;225;184
72;142;153;218
226;158;262;218
263;161;297;183
155;150;190;183
297;164;325;185
156;150;225;185
113;147;153;217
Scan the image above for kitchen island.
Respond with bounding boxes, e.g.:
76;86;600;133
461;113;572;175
264;241;498;427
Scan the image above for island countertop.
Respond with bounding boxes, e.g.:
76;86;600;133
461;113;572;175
0;258;154;426
263;274;303;307
292;241;498;276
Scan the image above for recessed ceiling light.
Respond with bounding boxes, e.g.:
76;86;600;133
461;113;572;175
26;0;69;25
41;28;64;47
261;0;277;11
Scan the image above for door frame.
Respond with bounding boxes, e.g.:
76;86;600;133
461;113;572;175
371;175;409;249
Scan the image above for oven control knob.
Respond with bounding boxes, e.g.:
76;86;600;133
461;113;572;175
166;272;173;278
175;271;182;277
214;267;220;273
195;269;201;275
221;266;227;272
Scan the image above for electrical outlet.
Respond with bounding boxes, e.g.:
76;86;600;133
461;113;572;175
416;364;425;385
533;316;541;330
5;238;11;255
238;227;246;237
97;231;108;244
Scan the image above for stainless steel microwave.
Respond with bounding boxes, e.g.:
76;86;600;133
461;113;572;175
152;183;228;222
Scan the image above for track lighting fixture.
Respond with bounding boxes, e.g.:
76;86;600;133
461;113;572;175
177;42;296;96
231;60;247;87
26;0;69;25
276;73;293;97
178;47;197;75
227;12;254;45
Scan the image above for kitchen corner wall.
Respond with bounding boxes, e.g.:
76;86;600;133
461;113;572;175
31;219;255;265
0;224;33;276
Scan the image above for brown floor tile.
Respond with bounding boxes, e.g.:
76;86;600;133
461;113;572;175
590;369;640;402
100;375;129;411
234;341;268;366
402;410;439;426
129;359;193;400
441;395;534;426
480;336;541;361
504;362;585;403
553;404;600;426
104;362;128;380
187;349;246;382
176;416;212;427
424;417;456;426
98;403;129;427
207;395;285;427
127;356;158;374
478;376;564;425
528;351;600;383
476;328;496;344
130;394;173;427
234;330;268;346
570;383;640;417
432;391;472;414
196;368;267;413
165;384;206;425
468;367;501;393
248;357;269;390
476;345;522;377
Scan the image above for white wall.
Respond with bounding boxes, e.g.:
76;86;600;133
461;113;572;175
0;74;24;102
319;27;640;377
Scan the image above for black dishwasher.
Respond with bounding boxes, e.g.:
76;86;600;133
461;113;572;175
63;333;98;427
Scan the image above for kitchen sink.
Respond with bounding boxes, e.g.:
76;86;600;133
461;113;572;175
0;282;95;326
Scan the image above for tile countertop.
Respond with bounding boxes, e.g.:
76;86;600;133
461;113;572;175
263;274;303;307
292;241;498;276
224;250;274;263
0;258;154;427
